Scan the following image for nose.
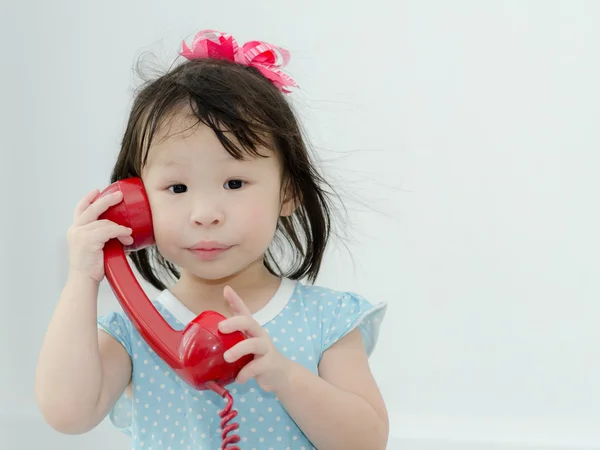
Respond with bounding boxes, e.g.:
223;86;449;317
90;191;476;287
190;199;225;227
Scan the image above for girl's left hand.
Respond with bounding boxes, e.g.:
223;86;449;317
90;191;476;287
218;286;293;393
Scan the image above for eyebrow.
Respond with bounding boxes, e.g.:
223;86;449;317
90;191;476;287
157;154;257;167
153;159;186;168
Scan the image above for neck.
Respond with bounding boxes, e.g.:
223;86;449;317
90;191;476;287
170;258;281;316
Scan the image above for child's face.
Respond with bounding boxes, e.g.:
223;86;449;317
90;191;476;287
141;114;292;281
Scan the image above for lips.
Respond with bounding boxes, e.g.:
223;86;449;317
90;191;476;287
188;241;233;261
190;241;231;251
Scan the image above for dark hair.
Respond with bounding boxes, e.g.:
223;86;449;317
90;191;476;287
110;56;339;290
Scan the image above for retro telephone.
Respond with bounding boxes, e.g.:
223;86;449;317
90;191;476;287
96;177;252;449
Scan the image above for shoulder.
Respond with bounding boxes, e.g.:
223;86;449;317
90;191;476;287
293;281;385;313
291;281;387;358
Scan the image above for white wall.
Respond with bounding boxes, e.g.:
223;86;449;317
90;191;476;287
2;1;600;449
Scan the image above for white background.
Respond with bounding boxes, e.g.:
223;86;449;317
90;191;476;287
2;1;600;449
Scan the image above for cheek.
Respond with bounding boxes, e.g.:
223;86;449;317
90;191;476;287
151;211;184;262
154;214;179;238
235;194;280;237
147;198;180;242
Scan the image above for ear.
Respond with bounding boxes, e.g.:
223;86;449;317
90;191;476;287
280;197;297;217
280;183;299;217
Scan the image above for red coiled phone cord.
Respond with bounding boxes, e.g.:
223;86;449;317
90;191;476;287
206;381;241;450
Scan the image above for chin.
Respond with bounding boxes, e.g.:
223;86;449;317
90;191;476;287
163;247;265;281
183;259;251;282
188;269;236;281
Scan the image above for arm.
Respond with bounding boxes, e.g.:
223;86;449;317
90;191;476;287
219;287;388;449
34;275;132;434
274;328;389;450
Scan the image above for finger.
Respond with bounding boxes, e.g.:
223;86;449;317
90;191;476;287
91;223;133;244
76;190;123;226
83;220;132;235
223;286;252;316
85;219;130;231
223;338;269;363
73;189;100;221
117;235;135;246
218;315;264;338
235;358;265;385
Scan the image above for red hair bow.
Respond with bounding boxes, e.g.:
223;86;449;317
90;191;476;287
180;29;298;94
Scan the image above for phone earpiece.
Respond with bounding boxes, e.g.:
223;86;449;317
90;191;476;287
97;178;155;252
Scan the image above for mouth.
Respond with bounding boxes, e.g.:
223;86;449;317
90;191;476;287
188;241;233;261
190;241;232;251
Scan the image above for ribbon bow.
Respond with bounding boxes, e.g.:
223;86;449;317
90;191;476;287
180;29;298;94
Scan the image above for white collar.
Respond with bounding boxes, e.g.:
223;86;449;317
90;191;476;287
156;277;297;326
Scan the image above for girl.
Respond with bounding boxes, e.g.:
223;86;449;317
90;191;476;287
35;29;389;450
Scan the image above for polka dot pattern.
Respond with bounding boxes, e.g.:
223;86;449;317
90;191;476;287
97;280;386;449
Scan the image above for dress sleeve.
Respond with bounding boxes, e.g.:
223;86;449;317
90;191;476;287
320;292;387;359
97;311;133;434
97;311;133;357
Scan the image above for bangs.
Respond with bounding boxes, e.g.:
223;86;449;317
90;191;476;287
134;61;286;169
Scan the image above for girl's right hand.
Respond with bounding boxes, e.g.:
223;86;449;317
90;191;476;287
66;188;134;284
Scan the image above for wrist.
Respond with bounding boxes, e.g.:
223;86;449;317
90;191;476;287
65;271;101;292
272;359;302;397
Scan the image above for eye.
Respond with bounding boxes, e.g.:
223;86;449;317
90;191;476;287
169;184;187;194
224;179;245;190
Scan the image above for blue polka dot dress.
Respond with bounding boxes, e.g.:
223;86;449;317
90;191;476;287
97;278;387;449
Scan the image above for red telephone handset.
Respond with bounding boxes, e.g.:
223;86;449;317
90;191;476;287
97;177;251;449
